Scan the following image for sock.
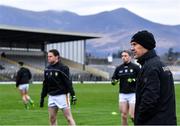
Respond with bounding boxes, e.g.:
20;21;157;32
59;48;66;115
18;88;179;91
24;103;29;109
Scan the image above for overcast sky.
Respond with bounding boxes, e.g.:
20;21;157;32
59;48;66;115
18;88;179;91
0;0;179;25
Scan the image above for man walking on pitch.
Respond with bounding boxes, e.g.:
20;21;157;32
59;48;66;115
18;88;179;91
112;50;140;125
40;49;77;125
16;61;34;109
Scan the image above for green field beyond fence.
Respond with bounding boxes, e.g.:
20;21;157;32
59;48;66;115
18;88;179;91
0;83;180;125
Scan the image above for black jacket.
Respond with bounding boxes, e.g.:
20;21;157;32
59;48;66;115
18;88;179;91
134;50;177;125
112;62;140;93
40;62;75;99
16;67;32;87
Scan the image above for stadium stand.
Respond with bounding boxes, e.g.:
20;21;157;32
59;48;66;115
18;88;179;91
1;26;178;82
0;51;110;81
0;26;112;82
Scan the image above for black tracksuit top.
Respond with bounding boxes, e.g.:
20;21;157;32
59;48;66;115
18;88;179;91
16;67;32;87
134;50;177;125
112;62;140;93
41;62;75;99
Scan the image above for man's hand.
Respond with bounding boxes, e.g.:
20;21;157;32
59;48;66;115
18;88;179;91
40;98;44;108
111;79;119;85
71;95;77;105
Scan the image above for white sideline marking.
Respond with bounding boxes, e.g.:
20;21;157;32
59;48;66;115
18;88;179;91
0;81;180;84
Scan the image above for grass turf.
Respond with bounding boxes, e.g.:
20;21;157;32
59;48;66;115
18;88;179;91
0;83;179;125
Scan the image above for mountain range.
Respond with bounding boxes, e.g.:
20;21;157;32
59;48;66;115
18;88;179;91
0;5;180;57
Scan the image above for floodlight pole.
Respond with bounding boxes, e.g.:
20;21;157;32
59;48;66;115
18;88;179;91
83;39;86;71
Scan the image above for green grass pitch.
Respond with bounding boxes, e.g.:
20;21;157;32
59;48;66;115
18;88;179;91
0;83;179;125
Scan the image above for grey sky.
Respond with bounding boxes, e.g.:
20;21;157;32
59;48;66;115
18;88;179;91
0;0;179;25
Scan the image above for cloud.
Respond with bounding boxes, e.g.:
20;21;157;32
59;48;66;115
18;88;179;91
0;0;179;25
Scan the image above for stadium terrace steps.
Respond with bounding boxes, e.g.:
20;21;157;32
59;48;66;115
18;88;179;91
1;57;43;74
85;66;110;80
1;54;110;81
61;57;110;80
5;54;45;69
0;49;44;56
0;56;44;81
0;74;10;81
